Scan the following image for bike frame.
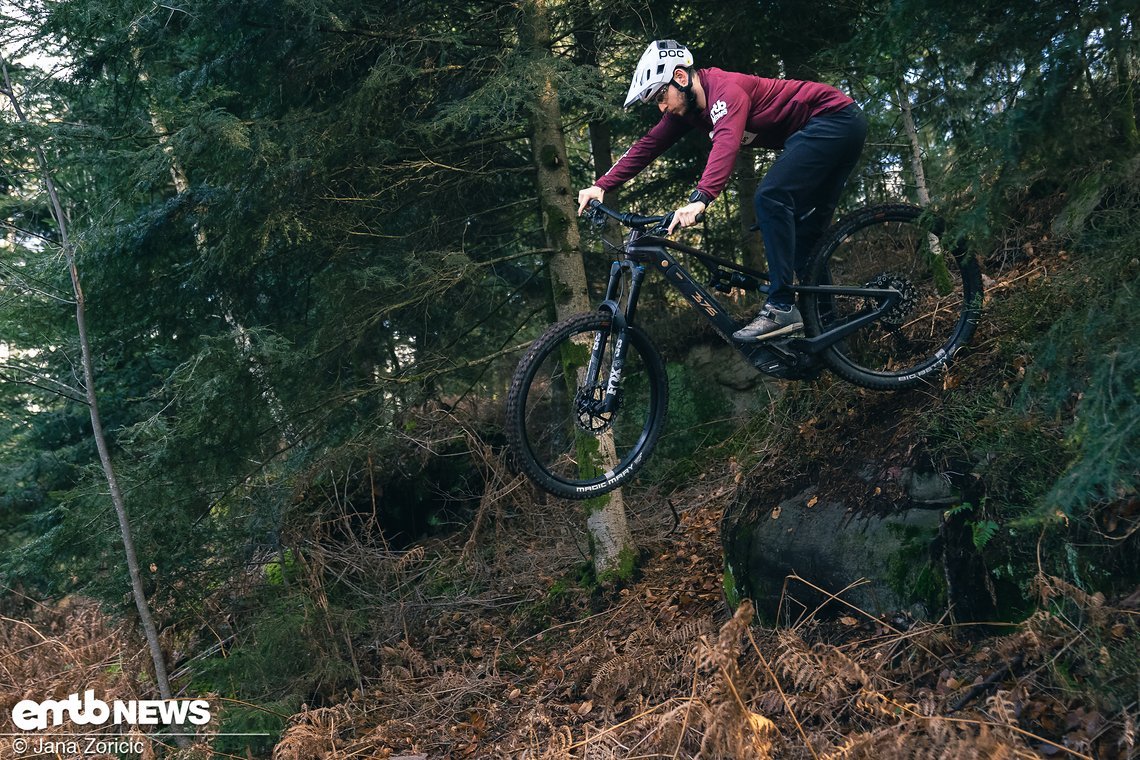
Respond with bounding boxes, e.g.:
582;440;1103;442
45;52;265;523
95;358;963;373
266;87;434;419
586;228;904;411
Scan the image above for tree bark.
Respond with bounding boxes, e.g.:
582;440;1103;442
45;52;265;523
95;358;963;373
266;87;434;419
733;152;766;272
1;58;182;735
519;0;633;580
898;80;944;265
898;81;933;207
1108;14;1138;151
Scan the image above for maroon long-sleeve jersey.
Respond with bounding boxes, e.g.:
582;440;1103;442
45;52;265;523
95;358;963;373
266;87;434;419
594;68;854;201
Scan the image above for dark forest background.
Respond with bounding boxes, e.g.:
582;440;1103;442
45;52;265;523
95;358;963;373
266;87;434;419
0;1;1136;757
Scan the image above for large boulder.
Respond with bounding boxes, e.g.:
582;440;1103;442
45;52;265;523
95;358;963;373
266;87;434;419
722;484;946;623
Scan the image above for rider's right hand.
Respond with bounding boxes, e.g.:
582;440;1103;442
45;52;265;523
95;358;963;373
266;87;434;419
577;185;605;216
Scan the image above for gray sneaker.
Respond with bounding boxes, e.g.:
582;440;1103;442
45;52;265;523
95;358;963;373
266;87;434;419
732;304;804;342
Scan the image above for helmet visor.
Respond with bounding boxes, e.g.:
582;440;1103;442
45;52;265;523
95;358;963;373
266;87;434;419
641;81;670;105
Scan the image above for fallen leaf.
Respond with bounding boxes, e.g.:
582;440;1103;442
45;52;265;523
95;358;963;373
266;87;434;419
577;700;593;715
806;496;819;508
747;711;777;734
770;506;781;520
840;616;858;626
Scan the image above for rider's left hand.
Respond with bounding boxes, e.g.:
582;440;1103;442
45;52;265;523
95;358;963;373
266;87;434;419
667;201;706;234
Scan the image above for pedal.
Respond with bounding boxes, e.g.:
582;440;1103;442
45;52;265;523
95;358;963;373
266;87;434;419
762;338;802;362
743;337;822;380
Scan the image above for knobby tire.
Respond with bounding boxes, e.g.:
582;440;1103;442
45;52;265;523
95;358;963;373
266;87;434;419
506;312;668;500
802;203;984;391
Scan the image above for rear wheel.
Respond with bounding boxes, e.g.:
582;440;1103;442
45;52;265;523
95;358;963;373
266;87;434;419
506;312;668;499
802;204;983;390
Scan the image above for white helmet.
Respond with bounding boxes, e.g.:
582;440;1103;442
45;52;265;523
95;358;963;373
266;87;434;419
623;40;694;108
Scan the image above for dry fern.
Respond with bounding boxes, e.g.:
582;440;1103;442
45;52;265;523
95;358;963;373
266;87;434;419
588;619;713;704
273;706;349;760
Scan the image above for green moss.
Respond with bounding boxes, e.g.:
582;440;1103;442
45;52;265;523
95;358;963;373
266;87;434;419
929;239;955;296
722;560;741;610
582;492;609;514
559;339;591;366
883;524;946;612
539;143;560;169
263;548;296;586
597;544;637;585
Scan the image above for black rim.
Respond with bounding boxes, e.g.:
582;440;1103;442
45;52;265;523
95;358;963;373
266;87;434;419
513;316;664;495
809;207;981;384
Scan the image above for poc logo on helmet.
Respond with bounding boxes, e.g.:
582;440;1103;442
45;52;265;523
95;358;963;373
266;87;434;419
658;49;687;58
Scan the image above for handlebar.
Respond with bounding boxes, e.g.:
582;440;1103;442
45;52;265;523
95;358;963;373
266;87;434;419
585;200;673;233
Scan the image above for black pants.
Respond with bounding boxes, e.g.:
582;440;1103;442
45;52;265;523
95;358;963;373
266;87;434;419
754;103;867;307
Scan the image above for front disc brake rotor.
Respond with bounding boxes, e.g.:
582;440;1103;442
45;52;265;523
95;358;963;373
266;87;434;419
574;385;621;434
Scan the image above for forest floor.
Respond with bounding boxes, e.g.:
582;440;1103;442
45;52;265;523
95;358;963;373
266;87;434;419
4;440;1138;760
270;232;1140;760
260;458;1137;760
5;472;1137;760
6;391;1139;759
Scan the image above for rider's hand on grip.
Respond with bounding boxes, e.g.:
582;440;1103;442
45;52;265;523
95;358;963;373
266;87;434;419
667;201;707;234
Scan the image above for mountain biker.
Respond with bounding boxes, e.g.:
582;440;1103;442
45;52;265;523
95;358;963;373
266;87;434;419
576;40;867;342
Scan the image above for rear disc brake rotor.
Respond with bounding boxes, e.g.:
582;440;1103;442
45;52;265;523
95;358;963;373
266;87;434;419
866;272;918;327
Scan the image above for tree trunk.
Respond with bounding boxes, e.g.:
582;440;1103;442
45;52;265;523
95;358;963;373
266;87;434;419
136;49;299;446
574;5;623;279
519;0;633;580
734;152;766;272
898;81;944;266
1108;14;1139;152
898;81;933;207
1;59;182;738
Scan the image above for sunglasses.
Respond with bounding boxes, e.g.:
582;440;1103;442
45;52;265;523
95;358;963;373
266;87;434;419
647;81;673;104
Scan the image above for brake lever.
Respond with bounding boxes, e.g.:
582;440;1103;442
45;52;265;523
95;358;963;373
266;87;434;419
649;210;705;237
648;212;675;237
583;207;606;227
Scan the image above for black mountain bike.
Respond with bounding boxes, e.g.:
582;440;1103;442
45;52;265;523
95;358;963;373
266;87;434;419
506;201;983;499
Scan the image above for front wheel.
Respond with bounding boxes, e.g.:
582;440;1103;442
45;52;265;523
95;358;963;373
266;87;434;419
506;312;668;500
802;204;984;391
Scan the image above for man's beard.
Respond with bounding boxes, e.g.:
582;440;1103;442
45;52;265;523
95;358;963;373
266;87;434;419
679;87;699;116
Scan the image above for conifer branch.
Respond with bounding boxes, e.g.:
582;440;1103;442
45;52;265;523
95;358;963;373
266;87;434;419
0;362;86;403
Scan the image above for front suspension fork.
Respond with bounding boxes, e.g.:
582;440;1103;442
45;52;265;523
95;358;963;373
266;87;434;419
582;260;646;415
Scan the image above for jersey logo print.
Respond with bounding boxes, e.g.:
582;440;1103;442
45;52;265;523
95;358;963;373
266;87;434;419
710;99;728;125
